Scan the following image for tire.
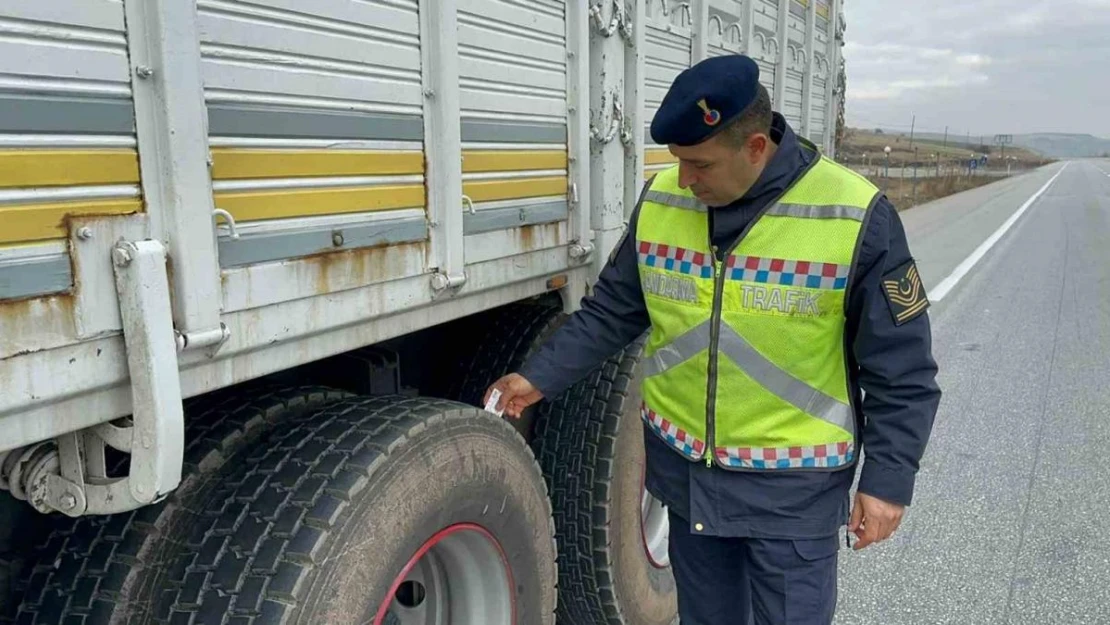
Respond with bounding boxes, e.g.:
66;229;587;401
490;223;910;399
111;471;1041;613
0;491;45;624
160;396;557;625
535;333;679;625
448;300;566;439
10;384;348;624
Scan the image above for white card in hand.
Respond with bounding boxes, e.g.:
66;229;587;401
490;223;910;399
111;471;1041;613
484;388;505;417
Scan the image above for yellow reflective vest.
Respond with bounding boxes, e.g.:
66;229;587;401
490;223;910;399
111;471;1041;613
636;157;880;470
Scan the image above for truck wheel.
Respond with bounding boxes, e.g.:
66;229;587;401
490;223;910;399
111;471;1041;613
535;334;678;625
161;396;557;625
0;491;44;622
10;384;347;624
448;300;565;439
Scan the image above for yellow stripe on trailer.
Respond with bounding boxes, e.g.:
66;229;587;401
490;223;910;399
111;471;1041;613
0;150;140;188
462;151;567;173
215;185;427;222
0;199;142;244
211;149;426;179
0;149;572;236
462;177;568;203
645;149;678;166
212;149;566;178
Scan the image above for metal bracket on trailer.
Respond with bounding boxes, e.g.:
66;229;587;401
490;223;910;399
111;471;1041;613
106;240;185;508
1;240;186;517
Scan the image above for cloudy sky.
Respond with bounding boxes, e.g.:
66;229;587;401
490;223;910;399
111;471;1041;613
841;0;1110;138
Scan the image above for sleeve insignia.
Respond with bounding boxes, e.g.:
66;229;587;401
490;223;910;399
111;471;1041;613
882;259;930;326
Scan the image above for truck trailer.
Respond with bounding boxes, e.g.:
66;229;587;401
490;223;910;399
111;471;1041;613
0;0;846;623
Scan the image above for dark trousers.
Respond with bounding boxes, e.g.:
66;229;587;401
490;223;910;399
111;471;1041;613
669;510;839;625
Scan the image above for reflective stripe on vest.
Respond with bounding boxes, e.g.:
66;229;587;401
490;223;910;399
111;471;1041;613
635;156;879;471
642;320;854;432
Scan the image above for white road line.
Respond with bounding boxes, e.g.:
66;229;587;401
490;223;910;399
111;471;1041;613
931;163;1069;302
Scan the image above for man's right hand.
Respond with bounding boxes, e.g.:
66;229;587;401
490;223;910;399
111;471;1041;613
484;374;544;420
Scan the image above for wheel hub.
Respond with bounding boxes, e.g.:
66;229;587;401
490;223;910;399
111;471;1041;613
641;487;671;568
375;523;514;625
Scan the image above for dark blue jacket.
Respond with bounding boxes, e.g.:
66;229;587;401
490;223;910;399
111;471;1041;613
520;113;941;538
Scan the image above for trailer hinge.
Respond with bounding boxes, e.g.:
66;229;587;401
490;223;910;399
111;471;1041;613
175;324;231;353
590;0;634;42
431;271;468;293
590;91;624;145
569;242;595;262
0;240;187;517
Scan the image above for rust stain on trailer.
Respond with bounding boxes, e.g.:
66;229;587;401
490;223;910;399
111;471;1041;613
299;241;426;296
516;222;562;253
0;294;77;360
0;217;98;359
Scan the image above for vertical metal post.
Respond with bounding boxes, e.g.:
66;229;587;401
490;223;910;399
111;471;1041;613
800;0;817;141
589;0;629;271
567;0;591;244
624;0;647;222
691;0;710;63
913;159;918;204
774;0;791;111
566;0;594;307
824;0;842;154
742;0;756;56
123;0;221;336
419;0;465;292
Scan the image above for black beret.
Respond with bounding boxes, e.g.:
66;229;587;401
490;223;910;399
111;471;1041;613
649;54;761;147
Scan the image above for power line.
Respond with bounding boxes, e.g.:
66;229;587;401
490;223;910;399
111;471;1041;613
846;117;984;139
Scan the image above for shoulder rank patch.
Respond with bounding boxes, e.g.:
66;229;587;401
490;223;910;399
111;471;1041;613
882;259;929;326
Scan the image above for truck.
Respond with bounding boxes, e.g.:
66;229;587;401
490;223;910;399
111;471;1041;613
0;1;845;623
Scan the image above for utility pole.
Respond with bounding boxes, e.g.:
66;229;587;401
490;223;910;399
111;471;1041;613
943;126;948;148
909;114;915;149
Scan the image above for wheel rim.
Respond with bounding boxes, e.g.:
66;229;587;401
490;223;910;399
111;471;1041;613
374;523;514;625
640;478;671;569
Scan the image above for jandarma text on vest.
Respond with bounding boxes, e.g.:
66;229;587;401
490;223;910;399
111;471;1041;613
643;271;699;303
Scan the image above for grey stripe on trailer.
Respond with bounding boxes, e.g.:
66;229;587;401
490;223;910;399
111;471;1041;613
0;256;72;300
0;94;134;135
0;93;568;144
207;105;565;144
207;104;426;141
460;119;566;144
217;214;428;268
463;200;568;236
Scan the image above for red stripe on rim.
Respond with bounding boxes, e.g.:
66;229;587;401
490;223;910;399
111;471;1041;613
372;523;515;625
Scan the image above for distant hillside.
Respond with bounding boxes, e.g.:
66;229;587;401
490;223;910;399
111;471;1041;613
842;128;1048;165
1009;134;1110;159
860;128;1109;159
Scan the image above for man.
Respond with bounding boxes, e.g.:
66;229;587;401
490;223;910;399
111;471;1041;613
485;54;941;624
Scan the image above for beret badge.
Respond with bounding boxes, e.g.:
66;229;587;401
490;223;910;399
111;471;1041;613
697;98;721;127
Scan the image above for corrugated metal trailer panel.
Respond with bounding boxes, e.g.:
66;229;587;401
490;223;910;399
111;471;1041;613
457;0;572;265
0;1;140;305
0;0;843;458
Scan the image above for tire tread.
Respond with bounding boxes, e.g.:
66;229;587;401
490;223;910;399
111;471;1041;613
164;396;556;624
534;335;647;625
9;384;347;625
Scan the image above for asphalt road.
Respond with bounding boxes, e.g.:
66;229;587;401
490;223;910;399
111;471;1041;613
834;159;1110;624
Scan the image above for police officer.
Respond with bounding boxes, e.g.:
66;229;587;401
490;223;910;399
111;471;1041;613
485;54;941;625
